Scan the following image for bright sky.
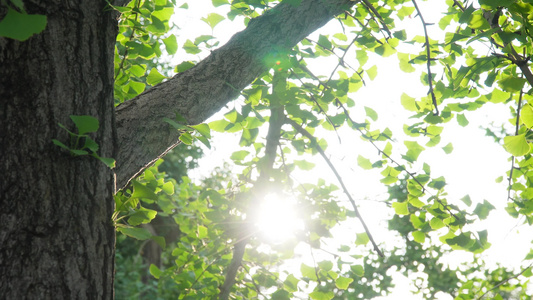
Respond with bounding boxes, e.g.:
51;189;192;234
170;1;533;298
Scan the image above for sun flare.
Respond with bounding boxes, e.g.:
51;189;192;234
254;193;304;243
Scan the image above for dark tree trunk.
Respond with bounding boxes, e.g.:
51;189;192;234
0;1;117;299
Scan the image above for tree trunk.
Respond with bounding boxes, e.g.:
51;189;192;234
0;1;117;299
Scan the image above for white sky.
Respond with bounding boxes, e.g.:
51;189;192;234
169;1;533;298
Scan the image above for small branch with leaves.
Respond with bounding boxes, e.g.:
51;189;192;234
287;118;384;257
412;0;439;116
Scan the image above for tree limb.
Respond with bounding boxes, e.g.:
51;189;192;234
114;0;358;189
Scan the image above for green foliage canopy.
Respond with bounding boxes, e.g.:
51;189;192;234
110;0;533;299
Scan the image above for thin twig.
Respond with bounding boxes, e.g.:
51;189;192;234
287;118;384;257
412;0;439;115
476;263;533;300
361;0;392;38
336;99;461;221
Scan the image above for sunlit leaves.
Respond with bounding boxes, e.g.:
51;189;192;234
202;13;225;29
504;134;531;156
162;35;178;54
355;232;370;245
146;68;167;85
392;201;409;215
473;200;496;220
498;76;527;93
442;142;454;154
357;155;373;170
521;105;533;128
403;141;425;162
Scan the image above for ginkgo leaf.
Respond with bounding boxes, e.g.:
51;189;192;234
521;105;533;128
503;134;531;156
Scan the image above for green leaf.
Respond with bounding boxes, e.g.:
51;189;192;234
283;274;299;292
118;227;152;240
149;264;162;279
350;265;364;277
162;181;174;195
357;155;373;170
356;50;368;66
374;43;395;57
309;291;334;300
131;180;158;200
442;143;453;154
355;232;369;245
163;34;178;54
498;76;527;93
209;119;231;132
397;6;415;20
201;13;225;29
392;201;409;215
179;132;193;145
128;207;157;226
317;34;332;50
183;39;201;54
430;218;445;230
398;52;416;73
318;260;333;271
521;105;533;128
503;134;531;156
335;277;354;290
473;200;495;220
300;263;317;280
0;8;47;41
197;225;208;239
468;14;490;30
212;0;229;6
190;123;211;138
412;231;425;243
428;176;446;190
70;115;99;135
230;150;249;161
97;156;116;169
146;68;167;86
364;106;378;121
294;159;315;170
460;195;472;206
366;65;378;81
52;139;70;150
401;93;417;111
175;61;195;73
271;289;290;300
70;149;88;156
457;113;469;127
404;141;425;162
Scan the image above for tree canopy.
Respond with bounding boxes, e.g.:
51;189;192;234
2;0;533;299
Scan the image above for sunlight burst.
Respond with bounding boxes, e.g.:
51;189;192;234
255;193;304;243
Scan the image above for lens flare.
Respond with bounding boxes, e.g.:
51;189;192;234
255;193;303;243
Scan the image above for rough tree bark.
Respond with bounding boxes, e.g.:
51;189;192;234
0;1;117;299
1;0;357;298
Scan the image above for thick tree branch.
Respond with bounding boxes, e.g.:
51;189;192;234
115;0;358;189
